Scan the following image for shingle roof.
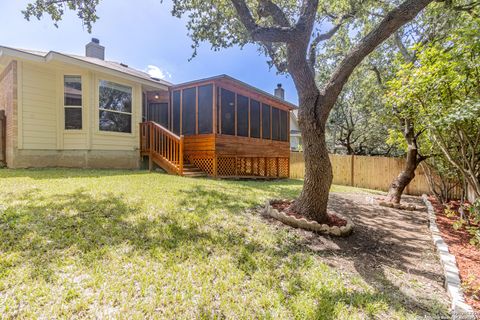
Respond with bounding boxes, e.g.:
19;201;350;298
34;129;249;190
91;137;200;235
3;47;172;87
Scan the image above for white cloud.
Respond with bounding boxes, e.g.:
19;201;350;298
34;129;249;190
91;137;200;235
145;65;172;80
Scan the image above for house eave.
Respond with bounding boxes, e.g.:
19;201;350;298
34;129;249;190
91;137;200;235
0;46;170;91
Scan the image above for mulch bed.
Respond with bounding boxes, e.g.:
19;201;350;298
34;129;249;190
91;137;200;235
429;196;480;313
271;201;347;227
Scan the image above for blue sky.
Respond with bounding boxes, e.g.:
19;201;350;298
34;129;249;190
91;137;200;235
0;0;297;104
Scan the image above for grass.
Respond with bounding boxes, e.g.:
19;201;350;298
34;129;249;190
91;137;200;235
0;169;438;319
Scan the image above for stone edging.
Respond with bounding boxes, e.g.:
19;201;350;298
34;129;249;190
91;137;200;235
262;199;354;237
422;194;476;320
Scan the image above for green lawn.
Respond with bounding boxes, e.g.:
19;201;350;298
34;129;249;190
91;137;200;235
0;169;435;319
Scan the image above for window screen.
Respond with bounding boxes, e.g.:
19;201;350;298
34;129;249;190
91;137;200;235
280;110;288;141
198;84;213;134
272;107;280;140
98;80;132;133
221;88;235;135
250;100;260;138
64;76;82;130
172;90;181;135
182;87;196;135
148;103;168;128
262;103;271;139
237;94;249;137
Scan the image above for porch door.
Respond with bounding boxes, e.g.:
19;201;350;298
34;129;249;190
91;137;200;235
147;102;169;128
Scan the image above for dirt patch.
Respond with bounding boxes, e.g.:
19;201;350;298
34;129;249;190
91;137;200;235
430;197;480;313
261;192;451;317
271;200;347;227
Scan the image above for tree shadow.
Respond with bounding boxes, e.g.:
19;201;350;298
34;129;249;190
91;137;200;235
0;178;449;317
1;186;298;282
298;193;451;318
0;168;148;180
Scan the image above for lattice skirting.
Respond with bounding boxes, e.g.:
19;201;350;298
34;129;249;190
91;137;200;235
184;153;289;178
218;156;289;178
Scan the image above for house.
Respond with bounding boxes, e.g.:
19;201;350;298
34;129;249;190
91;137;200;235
290;110;302;151
0;39;296;178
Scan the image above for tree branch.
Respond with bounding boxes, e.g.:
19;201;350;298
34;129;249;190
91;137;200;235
257;0;290;27
308;13;353;69
230;0;300;43
321;0;434;118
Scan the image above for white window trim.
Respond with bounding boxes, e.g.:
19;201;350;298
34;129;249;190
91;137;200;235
98;79;134;135
64;75;83;131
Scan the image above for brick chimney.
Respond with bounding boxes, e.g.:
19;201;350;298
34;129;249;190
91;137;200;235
274;83;285;100
85;38;105;60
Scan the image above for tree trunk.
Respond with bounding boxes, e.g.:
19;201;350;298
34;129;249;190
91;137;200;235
290;92;333;223
293;119;333;223
385;118;426;203
385;144;419;203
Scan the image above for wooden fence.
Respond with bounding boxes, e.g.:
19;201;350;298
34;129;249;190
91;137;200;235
290;152;462;197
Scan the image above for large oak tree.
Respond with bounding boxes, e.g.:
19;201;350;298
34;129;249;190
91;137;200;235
24;0;437;222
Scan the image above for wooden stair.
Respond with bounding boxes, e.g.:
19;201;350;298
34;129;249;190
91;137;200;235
140;121;207;177
182;163;208;178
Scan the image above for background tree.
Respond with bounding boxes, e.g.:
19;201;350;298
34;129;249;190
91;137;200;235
367;4;476;203
386;15;480;202
24;0;437;223
326;64;397;156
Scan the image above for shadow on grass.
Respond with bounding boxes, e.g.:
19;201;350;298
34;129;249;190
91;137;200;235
0;175;446;317
0;168;149;180
1;187;297;281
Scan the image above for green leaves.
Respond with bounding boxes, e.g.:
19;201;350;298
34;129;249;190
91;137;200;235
23;0;100;33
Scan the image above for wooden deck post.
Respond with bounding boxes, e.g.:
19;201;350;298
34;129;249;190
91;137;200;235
276;157;280;178
179;135;184;176
213;155;218;177
148;122;153;171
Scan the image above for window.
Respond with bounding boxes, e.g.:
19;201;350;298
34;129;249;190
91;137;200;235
221;88;235;135
250;99;260;138
99;80;132;133
262;103;271;139
280;110;288;141
272;107;280;140
182;87;196;135
172;90;181;135
198;84;213;134
237;94;249;137
64;76;82;130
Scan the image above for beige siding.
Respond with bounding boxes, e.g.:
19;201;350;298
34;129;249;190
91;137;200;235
17;60;145;158
21;61;57;149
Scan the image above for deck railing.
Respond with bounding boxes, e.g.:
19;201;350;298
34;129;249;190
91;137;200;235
140;121;184;175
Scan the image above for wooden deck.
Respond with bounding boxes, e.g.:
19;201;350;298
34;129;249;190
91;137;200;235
141;123;289;178
142;75;294;178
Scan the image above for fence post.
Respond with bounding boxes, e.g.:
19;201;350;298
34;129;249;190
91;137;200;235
350;154;355;187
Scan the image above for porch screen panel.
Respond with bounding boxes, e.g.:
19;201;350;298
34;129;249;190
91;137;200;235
198;84;213;134
148;103;168;128
172;90;181;135
182;87;196;135
237;94;249;137
221;88;235;135
250;100;260;138
280;110;288;141
262;103;271;139
271;107;280;140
